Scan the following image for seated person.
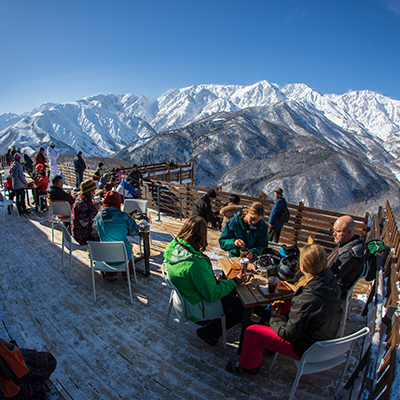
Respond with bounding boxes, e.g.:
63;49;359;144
98;173;109;189
72;179;101;245
192;189;221;228
117;177;138;199
96;191;139;280
226;244;342;375
33;170;50;211
164;216;247;346
219;194;242;229
93;162;106;181
219;202;268;260
4;168;15;214
327;215;369;299
103;176;118;196
47;174;75;205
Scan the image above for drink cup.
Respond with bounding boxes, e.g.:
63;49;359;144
259;269;268;278
268;276;279;293
240;248;249;259
240;257;249;274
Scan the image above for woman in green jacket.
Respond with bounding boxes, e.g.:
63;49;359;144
164;216;246;346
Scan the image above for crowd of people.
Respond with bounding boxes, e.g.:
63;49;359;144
2;146;370;383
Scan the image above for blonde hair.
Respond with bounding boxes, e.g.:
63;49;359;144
300;244;327;276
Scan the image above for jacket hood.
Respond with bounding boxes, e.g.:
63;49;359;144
164;238;202;266
303;268;341;302
99;207;121;223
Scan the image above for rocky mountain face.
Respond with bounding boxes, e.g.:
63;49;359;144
1;80;400;212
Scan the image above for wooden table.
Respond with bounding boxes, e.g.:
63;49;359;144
218;257;297;353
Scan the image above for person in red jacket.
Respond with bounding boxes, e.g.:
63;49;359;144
34;147;47;171
33;170;50;211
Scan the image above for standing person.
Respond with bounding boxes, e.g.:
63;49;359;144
71;179;101;245
10;154;30;214
96;191;140;280
192;189;221;228
73;151;86;190
47;142;59;177
327;215;369;299
128;164;143;197
34;147;48;171
226;244;342;375
219;202;268;260
5;149;12;166
164;216;247;346
23;151;34;173
268;187;288;243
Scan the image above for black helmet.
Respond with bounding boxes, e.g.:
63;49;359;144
277;253;299;283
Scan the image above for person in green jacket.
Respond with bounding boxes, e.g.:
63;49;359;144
164;216;247;346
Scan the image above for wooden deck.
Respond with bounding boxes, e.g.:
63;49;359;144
0;208;370;399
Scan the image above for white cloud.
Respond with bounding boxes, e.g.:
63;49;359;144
385;0;400;16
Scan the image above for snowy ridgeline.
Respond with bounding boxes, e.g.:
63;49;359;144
1;80;400;211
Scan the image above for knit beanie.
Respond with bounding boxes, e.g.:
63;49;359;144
80;179;97;194
13;154;21;161
35;163;44;171
103;191;122;209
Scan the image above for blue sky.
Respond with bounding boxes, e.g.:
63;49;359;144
1;0;399;115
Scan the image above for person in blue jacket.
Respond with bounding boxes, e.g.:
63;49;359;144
268;187;287;243
118;177;138;199
219;202;268;260
96;191;140;280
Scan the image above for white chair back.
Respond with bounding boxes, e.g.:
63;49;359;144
87;241;135;304
50;201;72;217
270;327;370;400
123;199;148;214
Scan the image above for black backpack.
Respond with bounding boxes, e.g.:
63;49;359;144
277;200;290;223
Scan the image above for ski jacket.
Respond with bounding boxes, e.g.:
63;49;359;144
10;161;27;190
219;204;243;229
164;237;237;322
219;211;269;257
268;197;287;228
73;156;86;174
327;235;369;299
270;267;342;358
192;195;219;224
47;185;74;205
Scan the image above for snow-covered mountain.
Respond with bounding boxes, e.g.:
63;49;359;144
1;80;400;211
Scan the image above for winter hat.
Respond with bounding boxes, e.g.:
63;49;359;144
80;179;97;194
274;187;283;195
13;154;21;161
206;189;217;199
35;163;44;171
103;191;122;209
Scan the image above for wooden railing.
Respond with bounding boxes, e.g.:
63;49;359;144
59;161;194;188
142;180;369;253
342;201;400;399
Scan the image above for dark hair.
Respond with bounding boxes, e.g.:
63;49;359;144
39;170;46;177
132;164;137;168
52;174;63;185
98;162;104;167
81;192;94;210
229;194;240;204
177;216;208;252
77;151;82;156
206;189;217;198
39;147;45;152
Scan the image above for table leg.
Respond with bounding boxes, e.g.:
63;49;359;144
238;306;253;355
134;231;150;277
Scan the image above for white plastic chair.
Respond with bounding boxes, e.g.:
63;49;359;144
0;189;19;222
163;263;227;356
49;201;72;243
338;261;369;337
269;327;370;400
123;199;148;214
60;223;88;278
87;241;136;304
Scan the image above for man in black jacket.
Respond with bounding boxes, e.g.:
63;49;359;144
47;175;74;205
192;189;221;228
128;164;143;197
327;215;369;299
73;151;86;190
